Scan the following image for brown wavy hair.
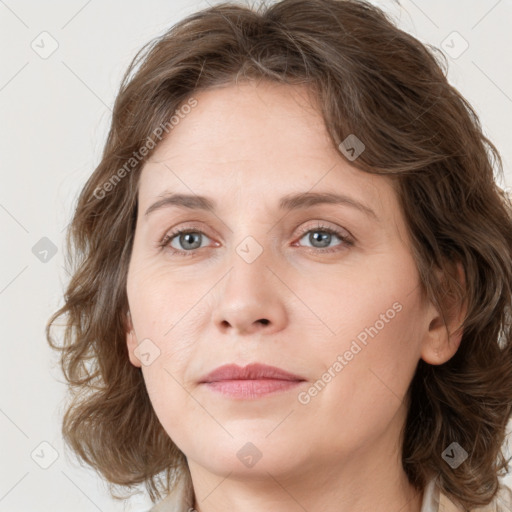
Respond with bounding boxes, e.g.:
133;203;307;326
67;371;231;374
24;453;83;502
46;0;512;508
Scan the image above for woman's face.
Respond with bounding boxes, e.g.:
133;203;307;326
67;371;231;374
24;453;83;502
125;80;436;479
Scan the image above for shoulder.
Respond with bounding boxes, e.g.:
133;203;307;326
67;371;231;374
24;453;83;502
439;482;512;512
147;494;191;512
146;475;512;512
147;474;194;512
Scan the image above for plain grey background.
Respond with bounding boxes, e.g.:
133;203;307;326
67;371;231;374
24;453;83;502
1;0;511;510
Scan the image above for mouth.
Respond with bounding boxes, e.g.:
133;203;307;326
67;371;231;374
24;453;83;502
199;362;306;399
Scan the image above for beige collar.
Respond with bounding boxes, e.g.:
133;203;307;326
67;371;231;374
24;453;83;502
421;475;462;512
149;473;511;512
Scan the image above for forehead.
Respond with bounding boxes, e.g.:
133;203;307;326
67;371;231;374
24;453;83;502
137;80;394;217
149;80;328;164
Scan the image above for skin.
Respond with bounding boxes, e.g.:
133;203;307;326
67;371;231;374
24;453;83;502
125;80;465;512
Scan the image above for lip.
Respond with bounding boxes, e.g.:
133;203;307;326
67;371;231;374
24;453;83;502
199;363;305;383
199;363;306;399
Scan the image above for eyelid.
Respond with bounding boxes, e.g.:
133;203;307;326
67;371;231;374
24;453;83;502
294;220;353;240
159;220;217;241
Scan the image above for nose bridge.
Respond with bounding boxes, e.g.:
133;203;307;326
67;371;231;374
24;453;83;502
225;203;275;286
226;231;274;305
211;229;287;335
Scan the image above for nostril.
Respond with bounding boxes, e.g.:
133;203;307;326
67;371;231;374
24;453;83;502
258;319;270;325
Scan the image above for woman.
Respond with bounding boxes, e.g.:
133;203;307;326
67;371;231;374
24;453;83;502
46;0;512;511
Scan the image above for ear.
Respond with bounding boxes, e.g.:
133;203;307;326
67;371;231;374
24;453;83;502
420;261;467;365
124;311;142;368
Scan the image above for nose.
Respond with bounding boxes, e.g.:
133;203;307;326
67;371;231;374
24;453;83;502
211;245;288;336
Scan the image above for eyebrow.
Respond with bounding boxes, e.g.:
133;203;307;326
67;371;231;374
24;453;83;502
144;191;378;220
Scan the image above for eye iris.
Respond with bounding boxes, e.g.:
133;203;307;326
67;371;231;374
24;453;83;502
310;231;331;248
180;232;202;250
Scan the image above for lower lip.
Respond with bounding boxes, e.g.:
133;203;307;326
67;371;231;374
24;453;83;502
202;379;304;399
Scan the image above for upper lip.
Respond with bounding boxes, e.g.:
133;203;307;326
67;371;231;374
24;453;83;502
199;363;305;383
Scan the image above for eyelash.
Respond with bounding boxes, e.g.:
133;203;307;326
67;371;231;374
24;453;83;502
158;222;354;257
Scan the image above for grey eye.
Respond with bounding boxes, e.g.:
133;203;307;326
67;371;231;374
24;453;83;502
171;231;210;251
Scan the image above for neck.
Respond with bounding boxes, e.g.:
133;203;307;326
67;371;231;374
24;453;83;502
187;435;424;512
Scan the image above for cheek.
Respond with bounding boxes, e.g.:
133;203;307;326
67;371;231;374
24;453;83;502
299;257;420;365
140;366;198;453
303;257;423;432
127;254;212;344
127;263;214;430
314;288;422;438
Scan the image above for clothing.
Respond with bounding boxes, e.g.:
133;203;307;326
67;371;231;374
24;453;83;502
149;473;512;512
420;476;512;512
